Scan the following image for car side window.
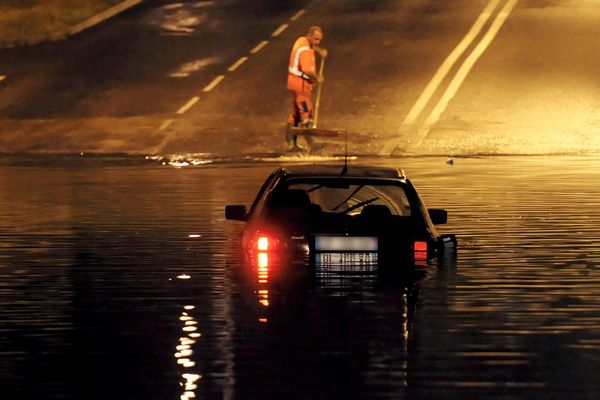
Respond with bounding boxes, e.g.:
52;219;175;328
249;172;280;218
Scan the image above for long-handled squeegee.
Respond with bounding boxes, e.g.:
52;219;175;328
291;57;340;138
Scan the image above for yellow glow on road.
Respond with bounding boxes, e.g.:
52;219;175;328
412;0;520;149
380;0;520;155
159;119;174;131
407;0;503;127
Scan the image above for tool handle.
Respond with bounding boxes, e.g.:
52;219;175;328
312;57;325;128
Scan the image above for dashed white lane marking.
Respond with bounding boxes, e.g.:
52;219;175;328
290;9;306;21
228;56;248;72
271;23;289;37
203;75;225;92
159;119;174;131
250;40;269;54
379;0;513;156
406;0;519;150
177;96;200;114
157;7;305;136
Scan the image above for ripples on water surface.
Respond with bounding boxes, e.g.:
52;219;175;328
0;155;599;399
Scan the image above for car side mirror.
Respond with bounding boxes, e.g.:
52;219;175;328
428;208;447;224
225;205;248;221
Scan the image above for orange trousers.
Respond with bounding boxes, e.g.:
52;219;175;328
287;90;313;126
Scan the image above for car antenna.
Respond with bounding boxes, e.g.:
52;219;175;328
340;130;348;176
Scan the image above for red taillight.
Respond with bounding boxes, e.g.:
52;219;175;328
248;231;283;280
414;241;428;261
255;235;272;280
256;236;271;271
414;241;428;252
257;236;269;251
255;232;281;252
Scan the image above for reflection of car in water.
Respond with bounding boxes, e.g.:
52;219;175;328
231;258;429;399
226;165;456;285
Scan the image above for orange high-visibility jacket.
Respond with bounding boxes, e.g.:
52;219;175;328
287;36;316;93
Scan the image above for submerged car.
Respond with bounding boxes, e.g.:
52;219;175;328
226;165;456;281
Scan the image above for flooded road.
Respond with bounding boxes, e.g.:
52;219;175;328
1;155;599;399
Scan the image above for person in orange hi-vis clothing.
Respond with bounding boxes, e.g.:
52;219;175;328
285;26;328;151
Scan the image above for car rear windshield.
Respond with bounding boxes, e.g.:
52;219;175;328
287;181;412;216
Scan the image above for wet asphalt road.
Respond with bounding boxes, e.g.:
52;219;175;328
1;1;600;399
1;155;600;399
0;0;598;155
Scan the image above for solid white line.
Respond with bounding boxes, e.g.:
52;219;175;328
69;0;142;35
271;23;289;37
228;56;248;72
290;9;306;21
404;0;502;126
177;96;200;114
250;40;269;54
409;0;519;149
159;119;174;131
379;0;503;156
203;75;225;92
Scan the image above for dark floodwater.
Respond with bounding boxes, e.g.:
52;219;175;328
1;155;600;400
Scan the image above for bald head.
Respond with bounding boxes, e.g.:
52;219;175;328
307;26;323;48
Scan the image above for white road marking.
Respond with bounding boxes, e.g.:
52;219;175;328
159;119;174;131
177;96;200;114
203;75;225;92
290;9;306;21
404;0;502;127
250;40;269;54
158;8;308;136
169;57;221;78
379;0;511;155
227;56;248;72
271;23;289;37
407;0;519;150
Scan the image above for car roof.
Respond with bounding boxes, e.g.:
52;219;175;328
278;164;407;180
